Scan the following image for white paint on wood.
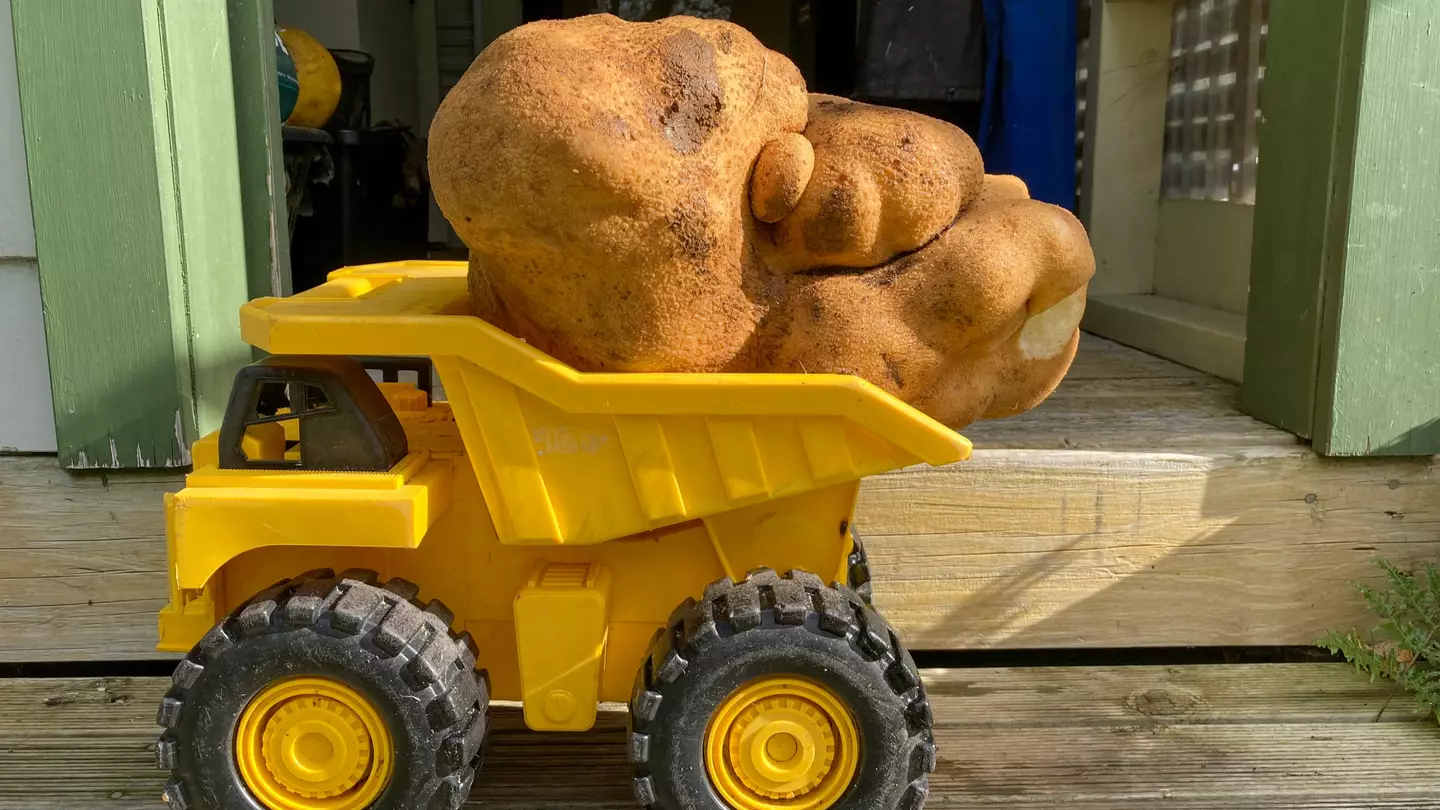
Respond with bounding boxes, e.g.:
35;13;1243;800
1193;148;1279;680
1153;199;1255;315
1082;0;1174;296
1084;293;1247;381
0;260;56;452
1081;2;1256;377
1077;0;1103;227
0;1;52;452
0;0;34;259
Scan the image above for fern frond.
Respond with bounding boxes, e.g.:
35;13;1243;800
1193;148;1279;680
1320;558;1440;723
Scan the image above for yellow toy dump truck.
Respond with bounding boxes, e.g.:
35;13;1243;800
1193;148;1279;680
153;262;971;810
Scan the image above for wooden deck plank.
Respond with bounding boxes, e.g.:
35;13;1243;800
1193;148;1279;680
1;337;1435;660
0;455;177;660
966;337;1295;451
1;665;1436;809
865;447;1440;649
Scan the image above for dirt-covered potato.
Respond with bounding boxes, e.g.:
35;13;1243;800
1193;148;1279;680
429;14;1094;427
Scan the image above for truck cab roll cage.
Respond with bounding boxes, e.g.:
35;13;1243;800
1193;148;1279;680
218;354;409;472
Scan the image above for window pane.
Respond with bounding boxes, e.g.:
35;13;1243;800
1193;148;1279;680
1161;0;1268;204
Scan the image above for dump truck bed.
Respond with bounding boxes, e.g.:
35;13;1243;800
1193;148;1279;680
241;261;971;545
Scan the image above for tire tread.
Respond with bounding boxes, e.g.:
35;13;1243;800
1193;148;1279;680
627;567;934;809
155;570;489;809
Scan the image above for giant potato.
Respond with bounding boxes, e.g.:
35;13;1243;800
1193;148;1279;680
430;14;1094;427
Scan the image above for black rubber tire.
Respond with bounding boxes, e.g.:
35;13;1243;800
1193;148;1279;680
155;569;489;810
628;568;934;810
847;531;874;606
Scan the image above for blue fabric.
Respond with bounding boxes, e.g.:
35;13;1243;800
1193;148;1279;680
979;0;1079;210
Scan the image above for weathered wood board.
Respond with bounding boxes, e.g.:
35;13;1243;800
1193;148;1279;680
1;665;1436;808
865;446;1440;649
0;457;180;660
1;337;1436;660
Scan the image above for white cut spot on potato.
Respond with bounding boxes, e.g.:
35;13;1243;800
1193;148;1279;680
1018;289;1086;360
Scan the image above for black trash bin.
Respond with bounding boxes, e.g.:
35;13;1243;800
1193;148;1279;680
329;49;375;130
285;126;429;294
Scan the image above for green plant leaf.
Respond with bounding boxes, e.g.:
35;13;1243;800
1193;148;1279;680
1321;558;1440;719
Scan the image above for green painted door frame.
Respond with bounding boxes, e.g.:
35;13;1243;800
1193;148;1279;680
1244;0;1440;456
11;0;286;469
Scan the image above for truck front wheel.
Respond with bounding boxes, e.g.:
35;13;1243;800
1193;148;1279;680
155;570;489;810
629;569;934;810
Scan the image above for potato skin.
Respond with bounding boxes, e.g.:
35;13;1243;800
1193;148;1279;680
430;15;1094;427
750;133;814;224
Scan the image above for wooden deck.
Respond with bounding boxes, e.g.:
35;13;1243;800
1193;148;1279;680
2;335;1439;807
1;664;1437;809
2;335;1437;660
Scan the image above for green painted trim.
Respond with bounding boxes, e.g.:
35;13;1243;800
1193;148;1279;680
1238;0;1440;455
227;0;291;299
1084;294;1247;384
1245;0;1440;456
145;0;252;437
12;0;258;467
13;0;188;467
1316;0;1440;455
1241;0;1367;441
1152;199;1254;317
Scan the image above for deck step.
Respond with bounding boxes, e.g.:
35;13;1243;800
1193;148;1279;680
2;336;1438;660
2;664;1436;808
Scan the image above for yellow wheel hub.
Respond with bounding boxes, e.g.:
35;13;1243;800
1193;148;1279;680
705;676;860;810
235;677;393;810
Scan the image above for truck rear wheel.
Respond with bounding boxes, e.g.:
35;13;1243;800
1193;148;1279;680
155;569;489;810
629;569;934;810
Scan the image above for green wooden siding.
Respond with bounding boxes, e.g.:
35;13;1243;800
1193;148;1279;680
1318;0;1440;454
13;0;190;467
12;0;269;468
1241;0;1366;441
1244;0;1440;455
227;0;291;299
